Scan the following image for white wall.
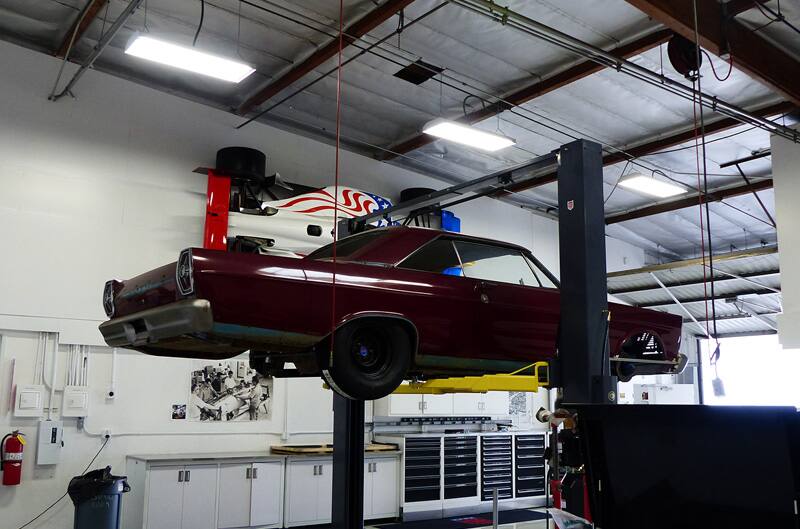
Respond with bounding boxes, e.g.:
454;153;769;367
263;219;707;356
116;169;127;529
771;126;800;348
0;39;645;528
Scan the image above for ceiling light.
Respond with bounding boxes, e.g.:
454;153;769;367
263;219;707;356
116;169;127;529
422;119;516;152
618;172;688;198
125;35;255;83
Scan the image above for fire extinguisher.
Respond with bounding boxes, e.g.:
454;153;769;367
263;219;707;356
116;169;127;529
1;430;25;486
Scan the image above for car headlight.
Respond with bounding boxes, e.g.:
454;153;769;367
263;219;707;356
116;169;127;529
176;249;194;295
103;280;116;318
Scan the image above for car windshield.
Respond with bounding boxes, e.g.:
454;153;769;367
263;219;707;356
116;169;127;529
307;230;389;260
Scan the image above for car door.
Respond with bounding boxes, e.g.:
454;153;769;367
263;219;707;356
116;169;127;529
452;240;559;363
393;237;481;364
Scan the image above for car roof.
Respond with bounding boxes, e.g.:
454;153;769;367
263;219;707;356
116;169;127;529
309;225;533;265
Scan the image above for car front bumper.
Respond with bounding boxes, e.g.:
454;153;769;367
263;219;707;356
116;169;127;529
99;299;213;347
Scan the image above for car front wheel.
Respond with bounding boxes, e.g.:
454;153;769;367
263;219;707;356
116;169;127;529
320;320;412;400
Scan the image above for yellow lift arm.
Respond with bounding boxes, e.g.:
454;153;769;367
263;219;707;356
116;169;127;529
392;362;550;395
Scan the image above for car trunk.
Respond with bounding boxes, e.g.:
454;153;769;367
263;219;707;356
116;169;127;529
113;262;181;317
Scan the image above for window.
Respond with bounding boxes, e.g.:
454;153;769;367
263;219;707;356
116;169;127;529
700;335;800;408
454;241;542;286
523;255;558;289
398;238;463;276
307;230;388;260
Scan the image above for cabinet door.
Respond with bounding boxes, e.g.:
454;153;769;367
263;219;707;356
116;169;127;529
423;394;453;415
363;461;374;519
452;394;482;415
217;464;252;529
388;394;423;415
316;460;333;522
182;465;219;529
483;392;510;416
370;458;399;518
285;461;320;525
250;462;283;527
146;466;184;529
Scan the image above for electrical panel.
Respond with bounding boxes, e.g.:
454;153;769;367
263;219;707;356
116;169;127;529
14;384;45;417
36;420;63;465
62;386;90;417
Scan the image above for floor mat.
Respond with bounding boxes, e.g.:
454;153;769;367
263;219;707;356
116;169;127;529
376;509;548;529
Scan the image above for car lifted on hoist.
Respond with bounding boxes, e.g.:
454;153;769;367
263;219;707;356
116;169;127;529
99;226;685;400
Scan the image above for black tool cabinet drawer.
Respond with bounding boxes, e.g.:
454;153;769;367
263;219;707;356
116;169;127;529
443;436;477;499
481;435;513;501
514;435;546;497
405;437;442;503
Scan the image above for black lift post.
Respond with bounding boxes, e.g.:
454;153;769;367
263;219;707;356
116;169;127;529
556;139;617;516
331;393;365;529
557;139;616;404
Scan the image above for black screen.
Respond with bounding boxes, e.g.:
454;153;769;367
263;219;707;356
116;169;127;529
573;405;800;529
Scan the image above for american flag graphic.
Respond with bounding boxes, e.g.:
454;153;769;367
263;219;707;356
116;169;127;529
270;186;393;225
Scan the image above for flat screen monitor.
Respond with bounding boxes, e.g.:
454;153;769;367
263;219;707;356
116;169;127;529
572;405;800;529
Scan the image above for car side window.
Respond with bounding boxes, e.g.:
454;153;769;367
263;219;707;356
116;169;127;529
398;238;463;276
453;241;541;286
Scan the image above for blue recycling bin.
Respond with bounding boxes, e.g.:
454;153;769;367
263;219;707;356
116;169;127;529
68;466;130;529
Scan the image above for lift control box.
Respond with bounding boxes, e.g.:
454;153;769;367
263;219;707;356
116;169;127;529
36;419;63;465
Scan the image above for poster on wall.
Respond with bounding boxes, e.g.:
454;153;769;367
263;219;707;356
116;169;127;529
185;359;273;422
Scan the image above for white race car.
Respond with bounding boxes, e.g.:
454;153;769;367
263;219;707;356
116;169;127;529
227;185;393;256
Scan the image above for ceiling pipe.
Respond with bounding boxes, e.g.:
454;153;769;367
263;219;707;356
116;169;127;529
49;0;144;102
451;0;798;142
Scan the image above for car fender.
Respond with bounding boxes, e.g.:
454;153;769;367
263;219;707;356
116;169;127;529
330;311;420;355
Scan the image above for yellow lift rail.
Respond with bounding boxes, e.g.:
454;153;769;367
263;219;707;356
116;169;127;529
392;362;550;395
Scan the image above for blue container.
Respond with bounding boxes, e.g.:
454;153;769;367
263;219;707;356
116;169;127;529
68;466;130;529
441;210;461;232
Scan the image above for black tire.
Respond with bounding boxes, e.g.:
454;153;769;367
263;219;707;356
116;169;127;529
320;320;412;400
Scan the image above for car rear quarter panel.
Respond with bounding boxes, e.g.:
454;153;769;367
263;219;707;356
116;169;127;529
608;302;683;359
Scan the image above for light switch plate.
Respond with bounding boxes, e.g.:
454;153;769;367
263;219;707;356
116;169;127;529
37;419;63;465
14;384;44;417
62;386;90;417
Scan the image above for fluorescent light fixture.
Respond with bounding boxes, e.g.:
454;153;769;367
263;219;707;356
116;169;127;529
125;35;255;83
422;119;516;152
618;172;688;198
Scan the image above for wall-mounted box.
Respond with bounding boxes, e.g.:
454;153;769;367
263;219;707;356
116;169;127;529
14;384;45;417
62;386;90;417
37;419;63;465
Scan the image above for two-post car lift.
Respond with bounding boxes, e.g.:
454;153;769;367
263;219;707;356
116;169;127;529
329;139;615;529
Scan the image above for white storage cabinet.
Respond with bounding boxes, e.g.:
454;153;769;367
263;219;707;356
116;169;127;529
283;455;400;527
218;461;284;529
124;454;285;529
376;392;511;417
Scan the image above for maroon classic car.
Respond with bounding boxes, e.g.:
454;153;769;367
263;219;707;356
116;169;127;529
100;226;685;399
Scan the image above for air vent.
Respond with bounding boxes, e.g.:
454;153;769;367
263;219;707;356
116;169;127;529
394;59;443;85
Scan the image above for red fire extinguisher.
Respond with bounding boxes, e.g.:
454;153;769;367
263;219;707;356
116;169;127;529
1;430;25;486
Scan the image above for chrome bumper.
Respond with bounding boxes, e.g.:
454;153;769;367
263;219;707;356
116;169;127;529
99;299;213;347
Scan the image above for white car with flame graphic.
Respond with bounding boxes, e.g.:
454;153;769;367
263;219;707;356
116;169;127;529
228;186;392;256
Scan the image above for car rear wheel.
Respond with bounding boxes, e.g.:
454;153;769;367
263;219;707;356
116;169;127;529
320;320;412;400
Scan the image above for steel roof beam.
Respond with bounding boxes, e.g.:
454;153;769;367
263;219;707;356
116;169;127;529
637;287;777;308
624;0;800;106
383;28;673;159
607;244;777;278
609;269;780;295
501;100;795;194
237;0;416;116
55;0;108;58
605;179;774;225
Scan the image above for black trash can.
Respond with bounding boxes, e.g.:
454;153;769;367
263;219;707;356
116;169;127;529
68;466;130;529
